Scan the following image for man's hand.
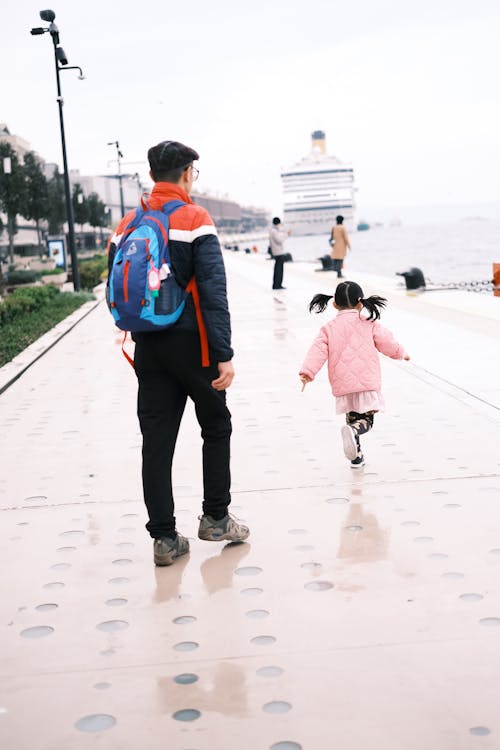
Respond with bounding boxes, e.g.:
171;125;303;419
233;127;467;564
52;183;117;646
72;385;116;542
212;361;235;391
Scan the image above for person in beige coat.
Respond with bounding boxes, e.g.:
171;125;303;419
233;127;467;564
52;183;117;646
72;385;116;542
330;215;351;278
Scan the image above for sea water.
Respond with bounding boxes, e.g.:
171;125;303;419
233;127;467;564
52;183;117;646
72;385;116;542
254;219;500;285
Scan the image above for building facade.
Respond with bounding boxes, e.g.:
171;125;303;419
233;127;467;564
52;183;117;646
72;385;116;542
1;124;269;254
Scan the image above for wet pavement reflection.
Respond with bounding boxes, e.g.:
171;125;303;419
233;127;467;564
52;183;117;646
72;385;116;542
1;253;500;748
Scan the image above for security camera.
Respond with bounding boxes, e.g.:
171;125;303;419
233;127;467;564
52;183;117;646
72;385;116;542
39;9;56;22
56;46;68;65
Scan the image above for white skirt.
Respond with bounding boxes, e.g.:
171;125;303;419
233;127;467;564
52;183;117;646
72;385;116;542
335;390;385;415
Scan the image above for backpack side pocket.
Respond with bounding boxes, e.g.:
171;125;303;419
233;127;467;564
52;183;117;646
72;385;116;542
154;275;187;317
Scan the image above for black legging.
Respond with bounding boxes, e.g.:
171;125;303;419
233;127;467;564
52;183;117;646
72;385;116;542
346;411;375;457
345;411;375;435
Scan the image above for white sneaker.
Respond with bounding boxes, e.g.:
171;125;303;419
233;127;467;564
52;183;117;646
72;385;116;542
341;425;358;461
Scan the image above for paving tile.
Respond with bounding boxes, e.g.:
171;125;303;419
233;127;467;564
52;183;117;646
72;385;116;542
0;252;499;749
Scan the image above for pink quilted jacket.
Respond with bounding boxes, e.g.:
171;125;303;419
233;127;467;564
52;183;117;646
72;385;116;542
300;309;406;397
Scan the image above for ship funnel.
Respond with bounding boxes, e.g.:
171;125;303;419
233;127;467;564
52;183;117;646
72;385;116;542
311;130;326;155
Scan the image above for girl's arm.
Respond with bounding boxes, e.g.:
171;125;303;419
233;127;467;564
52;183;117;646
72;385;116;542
372;321;407;359
299;327;329;382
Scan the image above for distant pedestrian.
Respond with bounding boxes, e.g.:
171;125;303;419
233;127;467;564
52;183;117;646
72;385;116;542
108;139;249;566
269;217;291;289
299;280;410;467
330;215;350;278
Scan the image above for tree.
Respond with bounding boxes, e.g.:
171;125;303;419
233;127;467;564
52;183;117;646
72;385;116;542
0;214;5;296
72;183;89;236
22;151;49;251
0;143;27;264
86;192;108;248
46;168;66;235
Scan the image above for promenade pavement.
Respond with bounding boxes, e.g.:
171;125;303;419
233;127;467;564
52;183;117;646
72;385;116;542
0;250;499;750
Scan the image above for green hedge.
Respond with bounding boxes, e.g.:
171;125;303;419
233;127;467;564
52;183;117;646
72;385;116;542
0;286;93;367
41;267;65;276
7;269;42;285
78;254;108;290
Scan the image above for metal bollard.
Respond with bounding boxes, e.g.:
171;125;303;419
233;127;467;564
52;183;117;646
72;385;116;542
396;267;426;290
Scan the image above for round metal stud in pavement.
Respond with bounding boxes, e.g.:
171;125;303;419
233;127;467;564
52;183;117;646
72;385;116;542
172;709;201;722
173;673;199;685
173;641;199;652
250;635;276;646
479;618;500;627
96;620;129;632
20;626;54;638
256;666;284;678
235;567;262;576
442;572;464;580
263;701;291;714
74;714;116;732
246;609;270;619
469;727;491;736
459;594;483;602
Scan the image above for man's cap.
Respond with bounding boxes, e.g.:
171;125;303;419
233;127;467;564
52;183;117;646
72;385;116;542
148;140;199;173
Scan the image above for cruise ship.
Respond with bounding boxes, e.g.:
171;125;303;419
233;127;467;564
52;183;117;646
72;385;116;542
281;130;356;235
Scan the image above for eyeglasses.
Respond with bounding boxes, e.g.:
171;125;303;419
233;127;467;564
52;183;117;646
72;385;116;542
190;165;199;181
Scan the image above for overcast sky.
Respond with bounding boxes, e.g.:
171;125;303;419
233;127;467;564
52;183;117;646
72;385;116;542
2;0;500;220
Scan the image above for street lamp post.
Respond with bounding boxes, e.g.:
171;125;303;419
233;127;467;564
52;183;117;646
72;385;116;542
31;9;84;292
107;141;125;218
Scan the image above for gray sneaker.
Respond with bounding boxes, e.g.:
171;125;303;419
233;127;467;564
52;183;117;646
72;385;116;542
198;513;250;543
153;533;190;566
341;425;358;461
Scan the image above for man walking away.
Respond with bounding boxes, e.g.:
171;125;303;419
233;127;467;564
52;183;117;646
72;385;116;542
269;216;291;289
109;140;249;566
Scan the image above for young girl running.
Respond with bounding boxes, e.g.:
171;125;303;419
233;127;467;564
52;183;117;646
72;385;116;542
299;281;410;467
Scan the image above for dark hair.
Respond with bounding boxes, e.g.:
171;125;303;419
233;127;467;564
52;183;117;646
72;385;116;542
336;215;344;224
309;281;387;320
152;164;191;183
272;217;281;225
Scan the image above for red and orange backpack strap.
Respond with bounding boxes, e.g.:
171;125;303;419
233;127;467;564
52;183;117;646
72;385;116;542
186;277;210;367
121;331;135;369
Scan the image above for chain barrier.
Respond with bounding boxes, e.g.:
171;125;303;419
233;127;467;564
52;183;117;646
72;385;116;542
424;277;496;293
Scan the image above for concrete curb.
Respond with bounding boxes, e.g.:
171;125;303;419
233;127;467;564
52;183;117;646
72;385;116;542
0;283;106;396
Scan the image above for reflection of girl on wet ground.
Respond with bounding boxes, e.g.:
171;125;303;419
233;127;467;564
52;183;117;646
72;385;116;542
299;280;410;467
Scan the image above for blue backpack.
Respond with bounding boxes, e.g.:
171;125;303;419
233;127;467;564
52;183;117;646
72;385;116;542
107;199;187;332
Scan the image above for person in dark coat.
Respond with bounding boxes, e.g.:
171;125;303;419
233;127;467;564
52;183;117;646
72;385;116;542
109;140;249;566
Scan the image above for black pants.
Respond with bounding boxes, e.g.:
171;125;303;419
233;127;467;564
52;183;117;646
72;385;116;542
272;255;285;289
134;329;232;539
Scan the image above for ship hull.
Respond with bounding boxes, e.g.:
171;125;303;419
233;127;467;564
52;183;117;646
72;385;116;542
281;134;356;236
283;207;355;236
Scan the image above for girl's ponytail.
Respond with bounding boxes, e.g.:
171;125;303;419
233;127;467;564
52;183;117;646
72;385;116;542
309;293;334;313
360;295;387;320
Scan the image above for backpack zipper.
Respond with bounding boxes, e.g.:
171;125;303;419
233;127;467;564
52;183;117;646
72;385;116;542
123;260;130;303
